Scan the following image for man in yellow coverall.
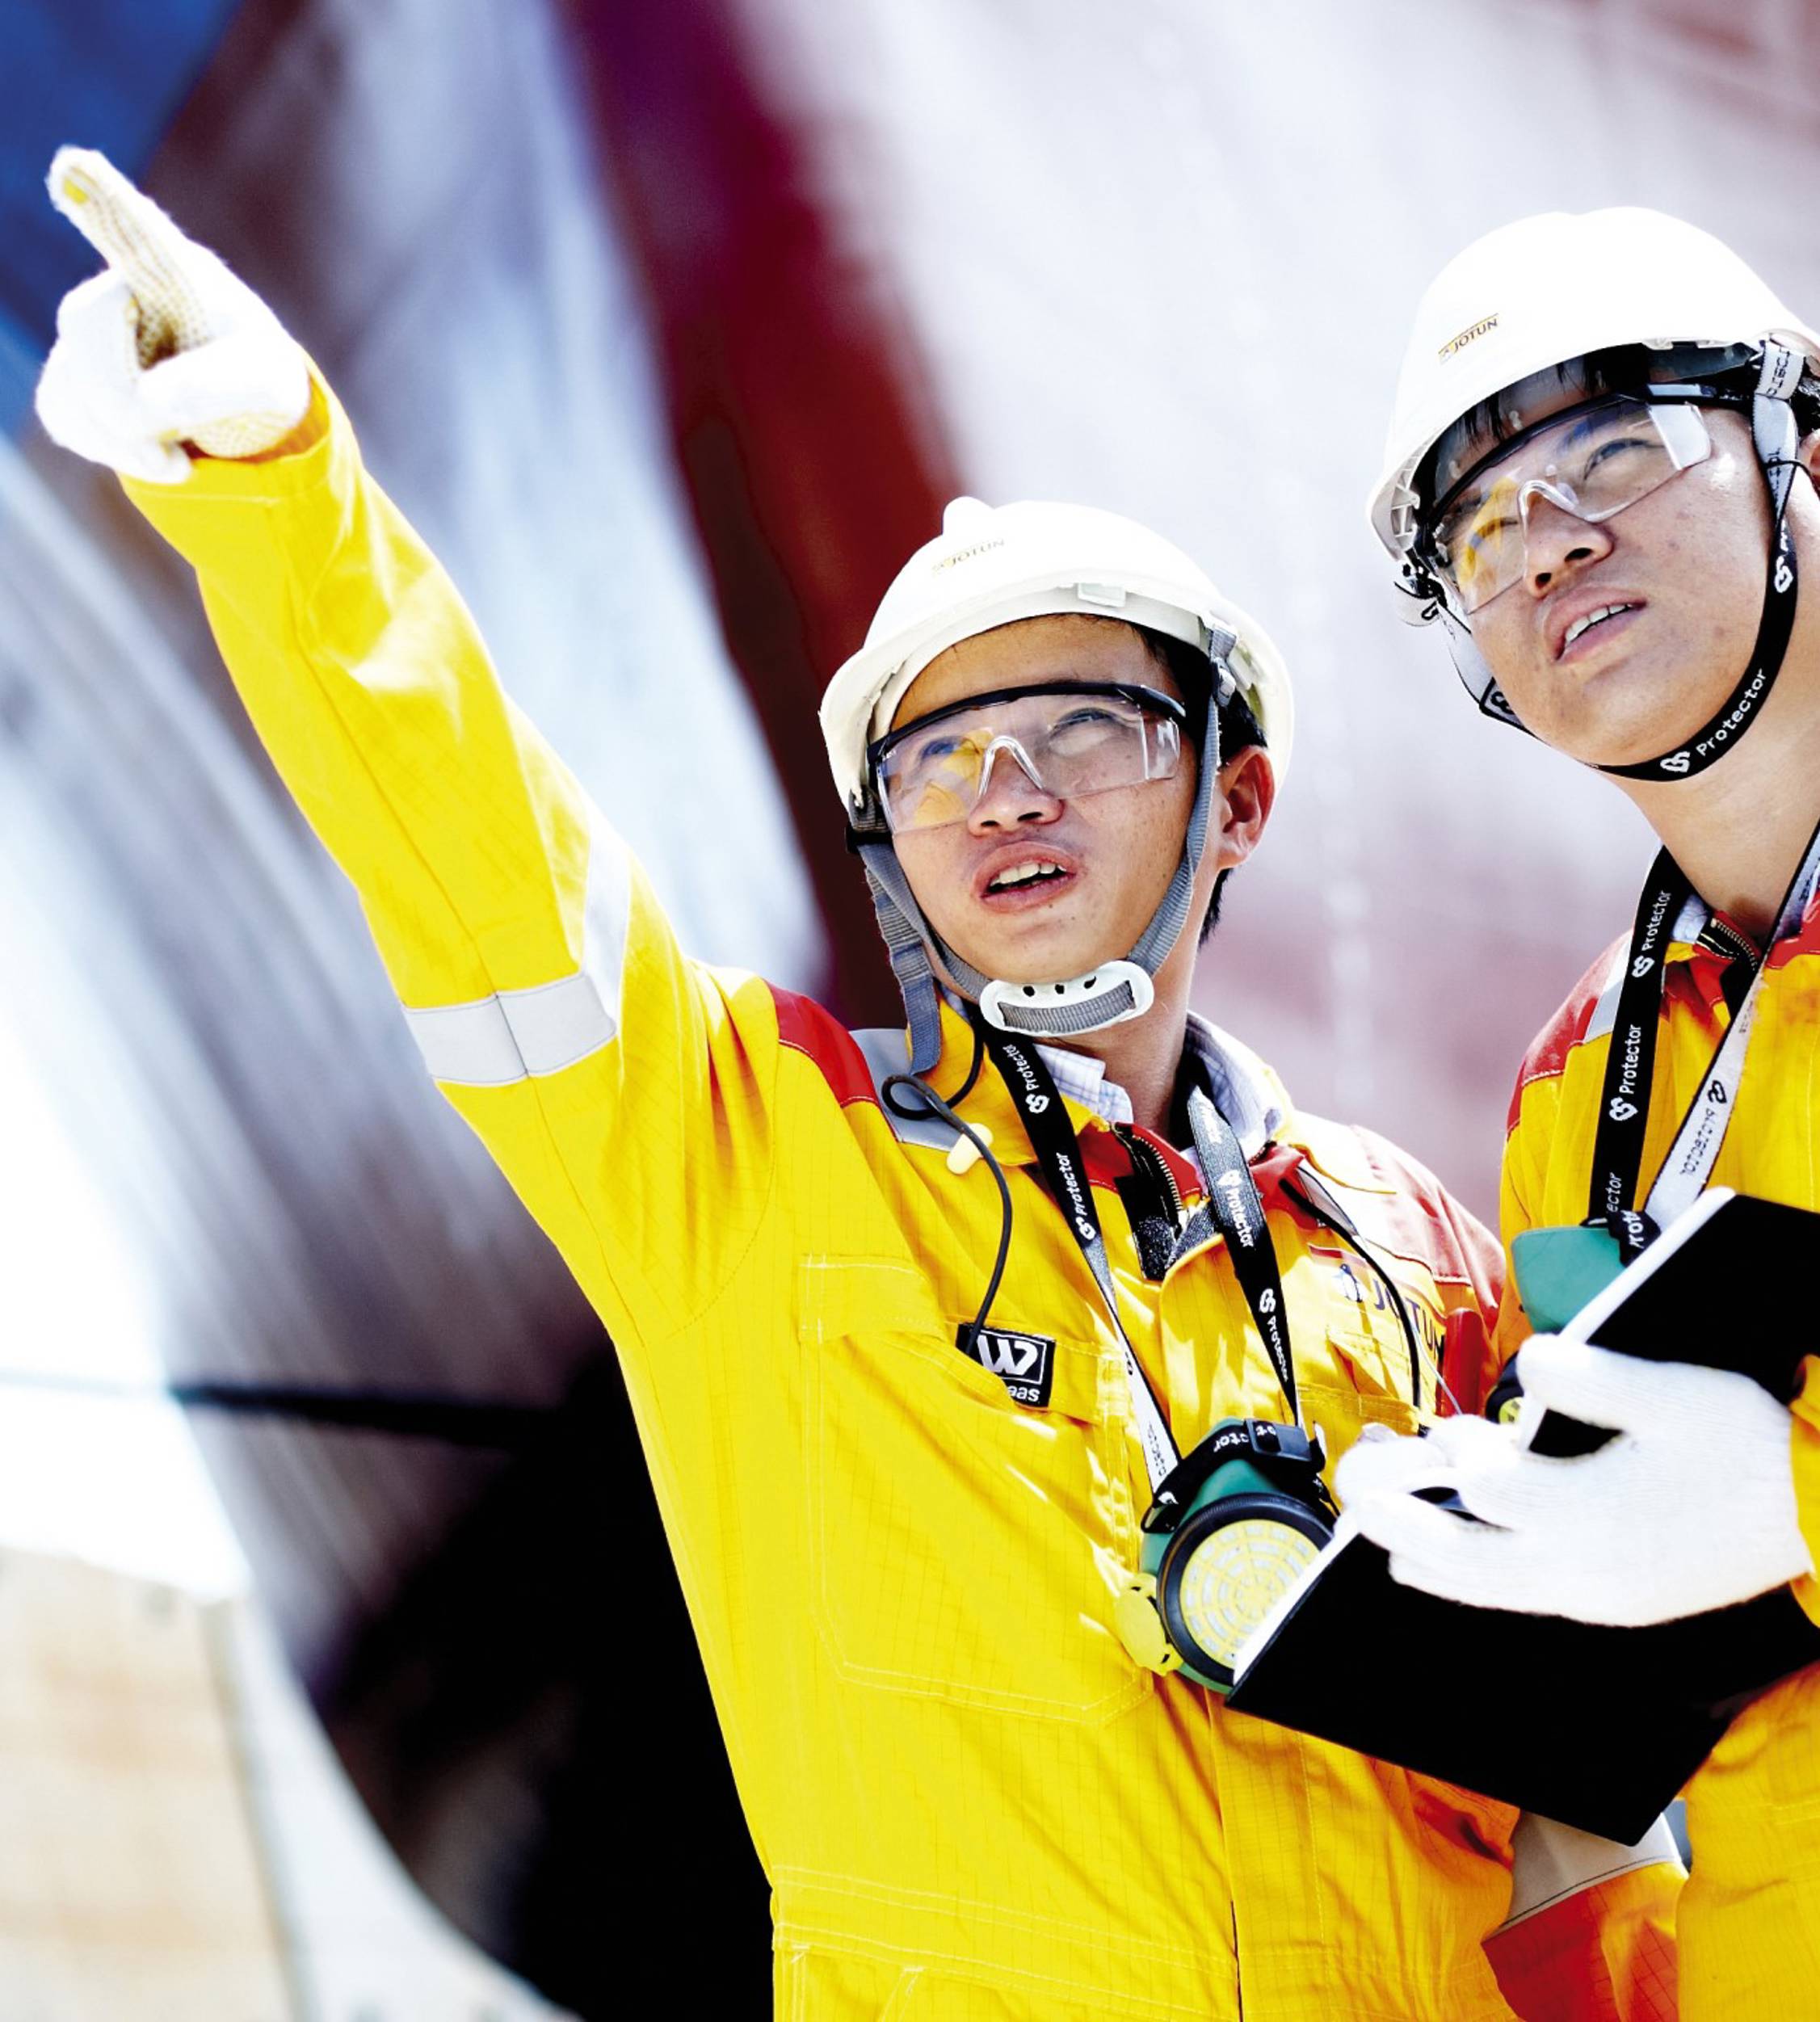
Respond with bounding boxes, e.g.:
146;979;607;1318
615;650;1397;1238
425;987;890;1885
1343;208;1820;2020
36;153;1678;2020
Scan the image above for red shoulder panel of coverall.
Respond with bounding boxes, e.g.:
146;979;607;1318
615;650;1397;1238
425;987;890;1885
1764;889;1820;970
1507;936;1626;1133
770;984;879;1109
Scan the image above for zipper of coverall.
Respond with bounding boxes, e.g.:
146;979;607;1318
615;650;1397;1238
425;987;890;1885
1695;914;1763;1020
1700;914;1759;968
1118;1123;1388;1419
1135;1120;1428;1432
981;1030;1306;1489
1112;1121;1187;1280
1114;1122;1186;1223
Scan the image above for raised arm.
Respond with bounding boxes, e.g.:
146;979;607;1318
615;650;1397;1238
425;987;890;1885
35;150;784;1352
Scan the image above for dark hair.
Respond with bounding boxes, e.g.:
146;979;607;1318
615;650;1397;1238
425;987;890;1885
1133;626;1263;946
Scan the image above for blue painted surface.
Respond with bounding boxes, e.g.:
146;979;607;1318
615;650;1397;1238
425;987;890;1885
0;0;243;430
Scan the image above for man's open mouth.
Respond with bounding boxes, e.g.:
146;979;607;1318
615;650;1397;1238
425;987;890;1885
986;861;1070;893
1561;602;1640;655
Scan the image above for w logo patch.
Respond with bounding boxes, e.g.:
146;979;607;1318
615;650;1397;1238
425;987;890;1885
958;1324;1055;1408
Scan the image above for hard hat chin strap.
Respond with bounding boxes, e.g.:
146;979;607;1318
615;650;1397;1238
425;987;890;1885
1595;342;1807;784
976;963;1158;1039
856;836;1186;1076
857;842;951;1076
1420;344;1810;780
856;635;1234;1076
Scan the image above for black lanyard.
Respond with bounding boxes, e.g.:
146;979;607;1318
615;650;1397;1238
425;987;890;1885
1587;853;1696;1258
1599;519;1800;783
1183;1088;1299;1427
980;1029;1299;1486
1589;820;1820;1259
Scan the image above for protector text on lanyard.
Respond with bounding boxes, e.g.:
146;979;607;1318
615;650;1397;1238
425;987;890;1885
1589;818;1820;1259
980;1028;1299;1499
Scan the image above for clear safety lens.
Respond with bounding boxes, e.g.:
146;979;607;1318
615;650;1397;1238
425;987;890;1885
1428;400;1713;615
872;682;1184;831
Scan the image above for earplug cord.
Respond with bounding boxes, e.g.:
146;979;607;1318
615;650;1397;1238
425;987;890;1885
883;1027;1015;1352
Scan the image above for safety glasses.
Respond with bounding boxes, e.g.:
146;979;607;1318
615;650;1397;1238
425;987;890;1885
1423;397;1717;616
868;680;1187;832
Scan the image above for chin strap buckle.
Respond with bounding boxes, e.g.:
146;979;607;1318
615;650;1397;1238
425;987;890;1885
978;961;1156;1039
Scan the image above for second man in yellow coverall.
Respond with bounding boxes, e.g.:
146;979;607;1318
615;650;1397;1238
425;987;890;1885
1346;206;1820;2020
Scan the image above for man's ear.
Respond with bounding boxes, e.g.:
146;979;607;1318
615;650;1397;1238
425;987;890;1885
1213;745;1275;872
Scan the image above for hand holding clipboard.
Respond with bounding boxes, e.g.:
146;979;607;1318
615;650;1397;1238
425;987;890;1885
1225;1191;1820;1840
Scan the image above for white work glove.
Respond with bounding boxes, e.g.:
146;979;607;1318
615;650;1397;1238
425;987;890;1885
1335;1336;1813;1627
34;146;309;485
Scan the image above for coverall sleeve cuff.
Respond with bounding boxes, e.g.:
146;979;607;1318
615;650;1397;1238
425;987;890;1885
122;360;347;514
121;361;362;583
1790;1355;1820;1628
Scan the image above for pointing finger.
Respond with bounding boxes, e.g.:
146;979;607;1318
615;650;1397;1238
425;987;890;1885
47;147;215;360
49;147;183;275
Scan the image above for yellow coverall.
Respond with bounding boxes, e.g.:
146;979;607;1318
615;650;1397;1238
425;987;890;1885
1499;907;1820;2020
129;374;1673;2020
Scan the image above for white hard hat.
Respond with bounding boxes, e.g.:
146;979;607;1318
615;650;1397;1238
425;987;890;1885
820;497;1295;813
1368;207;1820;561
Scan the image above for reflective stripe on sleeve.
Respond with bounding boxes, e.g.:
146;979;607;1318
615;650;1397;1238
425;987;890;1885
402;821;632;1087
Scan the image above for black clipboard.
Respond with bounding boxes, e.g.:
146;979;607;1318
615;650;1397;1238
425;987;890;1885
1225;1191;1820;1840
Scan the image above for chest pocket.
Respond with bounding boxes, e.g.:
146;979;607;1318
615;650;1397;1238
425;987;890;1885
1290;1250;1431;1453
799;1255;1150;1723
